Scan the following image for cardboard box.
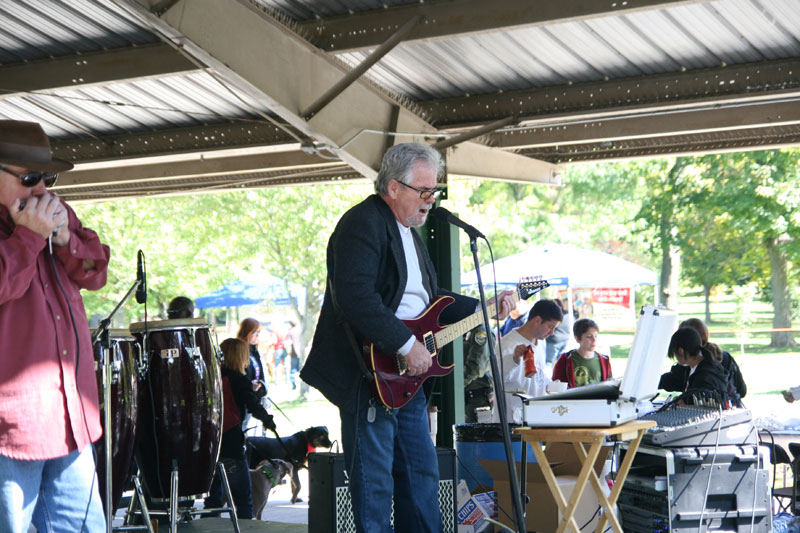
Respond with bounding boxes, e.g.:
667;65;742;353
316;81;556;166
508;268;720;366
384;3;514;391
479;443;611;532
457;479;494;533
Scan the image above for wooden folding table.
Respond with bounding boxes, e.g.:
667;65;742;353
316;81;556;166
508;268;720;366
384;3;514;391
514;419;656;533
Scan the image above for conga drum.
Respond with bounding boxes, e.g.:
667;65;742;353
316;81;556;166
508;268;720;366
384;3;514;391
130;319;222;500
92;329;140;514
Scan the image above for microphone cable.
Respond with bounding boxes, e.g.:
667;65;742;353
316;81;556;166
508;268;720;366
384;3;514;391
47;232;99;532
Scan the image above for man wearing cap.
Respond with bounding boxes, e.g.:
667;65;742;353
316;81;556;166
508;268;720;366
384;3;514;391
0;120;110;532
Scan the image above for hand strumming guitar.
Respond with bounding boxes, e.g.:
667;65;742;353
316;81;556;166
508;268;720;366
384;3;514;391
405;341;432;376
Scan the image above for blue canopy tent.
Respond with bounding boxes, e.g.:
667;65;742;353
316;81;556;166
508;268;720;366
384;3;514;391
195;273;305;309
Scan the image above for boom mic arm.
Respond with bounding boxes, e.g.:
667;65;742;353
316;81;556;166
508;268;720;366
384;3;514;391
432;206;485;239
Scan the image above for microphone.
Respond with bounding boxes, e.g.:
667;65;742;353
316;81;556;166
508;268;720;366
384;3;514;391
135;250;147;305
432;206;485;239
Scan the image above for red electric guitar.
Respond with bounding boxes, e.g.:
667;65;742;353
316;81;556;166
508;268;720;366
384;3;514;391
363;277;549;408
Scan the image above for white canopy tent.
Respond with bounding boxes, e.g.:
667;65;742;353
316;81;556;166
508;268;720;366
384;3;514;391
461;244;658;325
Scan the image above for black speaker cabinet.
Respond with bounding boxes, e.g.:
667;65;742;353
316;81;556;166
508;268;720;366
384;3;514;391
308;448;456;533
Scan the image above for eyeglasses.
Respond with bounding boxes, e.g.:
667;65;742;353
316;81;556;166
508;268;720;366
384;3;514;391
396;180;443;200
0;165;58;188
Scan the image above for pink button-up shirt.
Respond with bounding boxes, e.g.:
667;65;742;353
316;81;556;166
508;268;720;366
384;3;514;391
0;201;110;460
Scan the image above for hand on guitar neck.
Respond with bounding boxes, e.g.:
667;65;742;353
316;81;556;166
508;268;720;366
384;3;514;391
488;289;516;321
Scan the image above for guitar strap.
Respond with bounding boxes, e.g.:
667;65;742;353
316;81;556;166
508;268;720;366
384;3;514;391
328;275;374;381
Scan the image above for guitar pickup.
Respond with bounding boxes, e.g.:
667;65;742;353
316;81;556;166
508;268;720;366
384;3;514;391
422;332;436;355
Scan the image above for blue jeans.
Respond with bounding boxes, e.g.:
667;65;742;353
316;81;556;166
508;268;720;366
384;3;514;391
340;383;441;533
0;446;105;533
205;456;253;519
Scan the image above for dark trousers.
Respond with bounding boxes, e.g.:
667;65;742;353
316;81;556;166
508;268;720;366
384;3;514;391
205;456;253;519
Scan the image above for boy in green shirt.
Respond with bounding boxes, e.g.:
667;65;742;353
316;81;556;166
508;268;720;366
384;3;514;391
551;318;612;389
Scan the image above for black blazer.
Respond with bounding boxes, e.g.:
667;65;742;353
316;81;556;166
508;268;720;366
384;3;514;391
300;195;477;407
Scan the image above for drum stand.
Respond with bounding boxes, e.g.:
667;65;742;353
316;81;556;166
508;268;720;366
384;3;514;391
93;278;150;533
116;475;154;533
134;463;241;533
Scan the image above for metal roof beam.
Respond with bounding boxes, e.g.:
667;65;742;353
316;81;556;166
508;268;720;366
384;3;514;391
0;43;199;99
299;0;706;52
56;149;343;187
302;15;421;119
51;121;295;163
57;167;364;203
489;99;800;149
422;58;800;129
521;125;800;163
110;0;557;184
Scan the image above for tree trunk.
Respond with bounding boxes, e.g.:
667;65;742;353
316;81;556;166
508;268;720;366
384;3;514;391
703;283;712;323
659;222;680;311
657;158;686;311
767;237;796;347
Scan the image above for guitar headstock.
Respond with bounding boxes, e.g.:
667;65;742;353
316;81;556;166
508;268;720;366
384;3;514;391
516;276;550;300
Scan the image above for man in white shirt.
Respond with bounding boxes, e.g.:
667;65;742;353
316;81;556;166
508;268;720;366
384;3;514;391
493;299;564;423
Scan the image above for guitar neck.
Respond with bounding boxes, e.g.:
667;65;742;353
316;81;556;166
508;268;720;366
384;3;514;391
434;292;521;348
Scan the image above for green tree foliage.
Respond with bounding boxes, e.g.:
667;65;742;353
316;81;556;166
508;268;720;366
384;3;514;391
446;161;653;271
694;149;800;346
73;182;373;352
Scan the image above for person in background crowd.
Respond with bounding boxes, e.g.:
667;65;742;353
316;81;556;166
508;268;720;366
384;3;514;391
237;318;268;436
680;317;746;405
205;338;275;519
287;320;302;390
166;295;195;319
551;318;612;389
272;325;289;384
544;298;571;366
301;142;514;533
463;325;495;422
494;299;563;423
0;120;111;533
659;327;729;406
498;305;526;337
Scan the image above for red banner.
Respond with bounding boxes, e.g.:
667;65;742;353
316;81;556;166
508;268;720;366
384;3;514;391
591;287;631;308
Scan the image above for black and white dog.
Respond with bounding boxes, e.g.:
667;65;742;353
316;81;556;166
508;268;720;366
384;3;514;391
247;426;332;504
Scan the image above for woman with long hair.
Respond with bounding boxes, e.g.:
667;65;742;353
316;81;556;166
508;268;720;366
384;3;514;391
236;318;269;437
237;318;267;392
680;317;746;404
205;338;275;518
659;327;729;406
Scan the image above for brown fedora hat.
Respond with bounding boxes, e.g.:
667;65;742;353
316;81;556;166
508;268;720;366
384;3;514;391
0;120;73;173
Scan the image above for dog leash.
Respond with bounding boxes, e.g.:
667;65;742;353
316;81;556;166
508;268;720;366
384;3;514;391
266;395;294;424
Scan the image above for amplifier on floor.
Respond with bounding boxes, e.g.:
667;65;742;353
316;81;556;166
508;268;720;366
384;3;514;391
308;448;456;533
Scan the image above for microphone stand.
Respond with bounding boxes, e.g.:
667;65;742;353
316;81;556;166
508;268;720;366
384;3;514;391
93;277;142;533
468;235;526;533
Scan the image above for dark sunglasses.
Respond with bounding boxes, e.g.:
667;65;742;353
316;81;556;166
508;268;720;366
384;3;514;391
1;165;58;188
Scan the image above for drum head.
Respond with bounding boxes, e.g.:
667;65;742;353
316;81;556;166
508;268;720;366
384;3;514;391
90;328;135;341
129;318;210;332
